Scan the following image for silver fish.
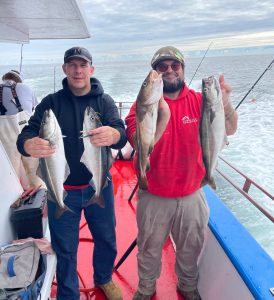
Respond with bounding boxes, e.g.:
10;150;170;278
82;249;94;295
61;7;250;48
80;106;112;208
200;75;228;189
39;109;70;217
136;70;163;189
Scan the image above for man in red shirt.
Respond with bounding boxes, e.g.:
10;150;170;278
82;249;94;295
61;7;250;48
125;46;238;300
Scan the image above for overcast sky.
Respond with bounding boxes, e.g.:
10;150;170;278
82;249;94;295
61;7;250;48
0;0;274;64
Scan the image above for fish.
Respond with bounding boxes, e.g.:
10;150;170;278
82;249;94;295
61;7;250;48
135;69;163;189
39;109;70;218
200;75;228;189
21;156;47;189
80;106;112;208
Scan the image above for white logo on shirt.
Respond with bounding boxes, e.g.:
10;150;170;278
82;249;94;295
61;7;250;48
182;116;198;124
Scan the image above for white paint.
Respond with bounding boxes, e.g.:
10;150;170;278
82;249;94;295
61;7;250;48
0;141;23;244
0;142;56;300
198;229;255;300
0;0;90;43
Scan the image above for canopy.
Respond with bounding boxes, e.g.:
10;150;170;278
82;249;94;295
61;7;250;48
0;0;90;43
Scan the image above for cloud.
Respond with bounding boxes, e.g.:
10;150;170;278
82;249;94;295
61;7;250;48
0;0;274;63
82;0;274;37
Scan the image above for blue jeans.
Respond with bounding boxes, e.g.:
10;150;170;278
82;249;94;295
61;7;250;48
48;182;117;300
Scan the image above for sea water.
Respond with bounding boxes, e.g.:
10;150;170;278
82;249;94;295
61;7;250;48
1;54;273;258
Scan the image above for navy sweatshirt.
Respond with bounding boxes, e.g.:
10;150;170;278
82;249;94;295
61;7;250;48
17;77;127;186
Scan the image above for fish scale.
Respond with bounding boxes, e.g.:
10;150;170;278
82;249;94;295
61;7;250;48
39;109;70;218
80;106;112;208
136;70;163;190
200;75;228;189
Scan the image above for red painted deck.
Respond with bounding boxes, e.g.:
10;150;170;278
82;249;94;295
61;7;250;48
51;160;184;300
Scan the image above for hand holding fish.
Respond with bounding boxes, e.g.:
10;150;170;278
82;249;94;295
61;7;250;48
219;74;238;135
24;137;56;158
135;70;163;189
219;74;232;107
88;126;121;147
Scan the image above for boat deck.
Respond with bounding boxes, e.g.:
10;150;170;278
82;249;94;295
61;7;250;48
51;160;184;299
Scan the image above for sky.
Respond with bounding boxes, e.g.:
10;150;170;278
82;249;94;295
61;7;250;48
0;0;274;65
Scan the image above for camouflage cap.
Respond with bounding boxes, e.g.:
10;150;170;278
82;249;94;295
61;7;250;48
151;46;185;69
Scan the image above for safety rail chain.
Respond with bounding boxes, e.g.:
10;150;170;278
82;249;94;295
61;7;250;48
216;156;274;223
114;101;274;223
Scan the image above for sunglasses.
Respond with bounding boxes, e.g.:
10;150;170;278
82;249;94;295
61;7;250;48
156;62;182;73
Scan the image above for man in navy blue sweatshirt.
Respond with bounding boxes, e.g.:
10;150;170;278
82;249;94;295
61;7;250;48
17;47;126;300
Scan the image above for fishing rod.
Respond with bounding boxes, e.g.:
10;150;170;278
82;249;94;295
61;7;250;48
19;44;24;72
54;66;56;92
235;58;274;110
188;41;213;87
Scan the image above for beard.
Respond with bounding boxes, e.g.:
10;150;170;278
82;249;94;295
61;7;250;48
163;77;185;93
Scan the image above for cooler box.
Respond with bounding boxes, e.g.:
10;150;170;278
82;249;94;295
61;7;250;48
10;189;48;239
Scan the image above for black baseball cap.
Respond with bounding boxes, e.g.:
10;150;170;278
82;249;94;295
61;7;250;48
151;46;185;69
64;47;92;63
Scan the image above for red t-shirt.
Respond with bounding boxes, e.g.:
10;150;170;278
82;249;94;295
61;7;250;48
125;85;205;197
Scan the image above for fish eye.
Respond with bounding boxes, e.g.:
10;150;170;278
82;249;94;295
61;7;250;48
143;81;148;87
203;87;209;92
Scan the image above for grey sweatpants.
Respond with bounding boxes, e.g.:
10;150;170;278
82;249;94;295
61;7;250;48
136;188;209;295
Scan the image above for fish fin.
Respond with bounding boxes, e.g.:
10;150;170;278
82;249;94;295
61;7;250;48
146;159;150;171
47;190;56;203
107;148;114;169
210;108;216;123
139;176;148;190
63;189;68;201
86;194;105;208
148;144;154;155
103;177;110;189
208;177;217;190
80;154;84;165
224;135;229;146
64;164;70;183
88;179;96;191
54;204;73;219
200;178;207;187
37;162;42;179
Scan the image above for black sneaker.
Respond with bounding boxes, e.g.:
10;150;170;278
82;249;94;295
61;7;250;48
132;291;154;300
177;287;201;300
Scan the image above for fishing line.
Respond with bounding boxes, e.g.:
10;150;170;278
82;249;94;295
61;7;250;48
188;41;213;87
235;58;274;110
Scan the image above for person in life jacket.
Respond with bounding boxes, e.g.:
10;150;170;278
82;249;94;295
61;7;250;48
0;70;45;190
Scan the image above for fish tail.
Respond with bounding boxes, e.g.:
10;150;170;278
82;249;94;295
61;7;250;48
208;177;217;190
200;178;207;187
86;194;105;208
54;204;72;219
139;176;148;190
